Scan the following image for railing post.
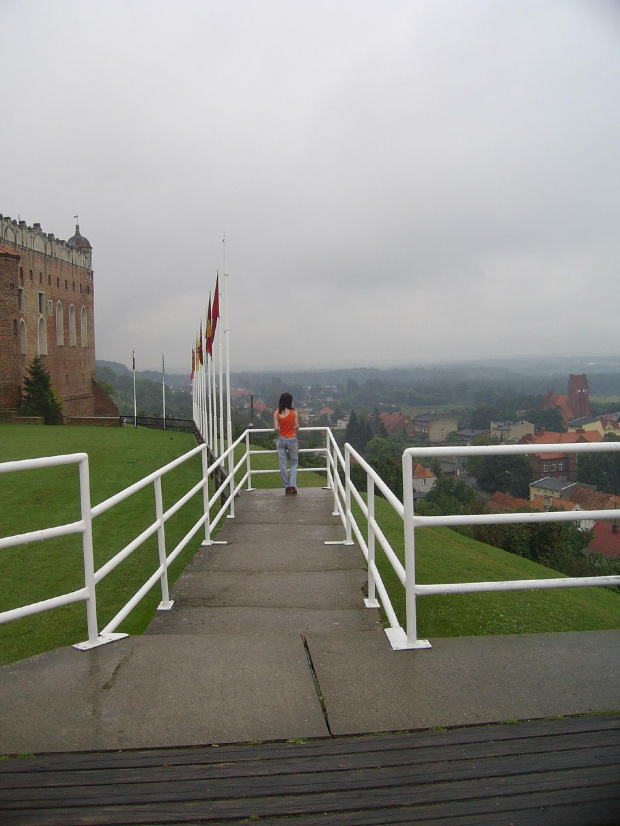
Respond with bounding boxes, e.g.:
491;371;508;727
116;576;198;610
228;444;235;518
365;474;380;608
154;476;173;610
78;456;99;645
397;451;431;649
201;444;212;544
328;435;339;516
324;428;333;491
246;429;254;490
345;445;353;545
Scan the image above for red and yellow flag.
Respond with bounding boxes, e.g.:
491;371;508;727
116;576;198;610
212;275;220;340
206;295;213;357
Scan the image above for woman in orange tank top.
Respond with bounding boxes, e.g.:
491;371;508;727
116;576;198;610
274;392;300;494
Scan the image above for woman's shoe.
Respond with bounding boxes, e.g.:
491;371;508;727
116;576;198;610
290;487;297;495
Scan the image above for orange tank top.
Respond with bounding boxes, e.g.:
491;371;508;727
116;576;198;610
278;410;296;438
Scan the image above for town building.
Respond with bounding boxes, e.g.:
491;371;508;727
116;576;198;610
409;413;459;443
412;462;436;497
490;420;535;443
567;417;604;437
542;374;591;423
519;429;602;482
0;214;117;419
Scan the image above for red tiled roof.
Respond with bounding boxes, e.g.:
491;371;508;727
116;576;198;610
587;521;620;558
569;487;620;511
487;491;533;513
413;462;435;480
530;495;575;512
380;413;411;436
521;430;602;445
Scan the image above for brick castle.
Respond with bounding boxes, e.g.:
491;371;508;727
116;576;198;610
0;214;117;418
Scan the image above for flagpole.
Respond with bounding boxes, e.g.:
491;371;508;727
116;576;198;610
206;293;213;454
218;310;224;459
202;345;208;444
223;236;234;514
132;350;137;428
162;353;166;430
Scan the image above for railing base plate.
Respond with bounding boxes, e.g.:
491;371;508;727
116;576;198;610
324;540;355;546
385;628;432;650
157;600;174;611
201;540;227;546
364;598;380;608
73;632;129;651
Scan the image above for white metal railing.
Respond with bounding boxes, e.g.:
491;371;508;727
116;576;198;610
0;427;333;651
322;437;620;651
4;431;620;654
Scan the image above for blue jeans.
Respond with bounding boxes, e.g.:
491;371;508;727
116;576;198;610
277;436;298;488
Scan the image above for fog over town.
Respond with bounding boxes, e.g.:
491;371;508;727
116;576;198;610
1;0;619;373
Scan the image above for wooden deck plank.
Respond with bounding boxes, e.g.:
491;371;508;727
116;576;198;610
1;714;617;774
1;761;618;820
1;716;617;825
0;728;617;791
254;786;620;826
2;773;619;826
2;742;618;809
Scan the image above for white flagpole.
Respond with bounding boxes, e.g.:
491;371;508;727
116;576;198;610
218;306;225;459
132;350;137;428
162;353;166;430
223;236;234;513
211;337;219;457
206;346;212;452
202;344;208;443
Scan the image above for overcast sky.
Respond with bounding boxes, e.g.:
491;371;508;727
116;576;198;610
2;0;619;374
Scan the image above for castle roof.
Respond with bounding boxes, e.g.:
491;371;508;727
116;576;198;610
68;224;92;249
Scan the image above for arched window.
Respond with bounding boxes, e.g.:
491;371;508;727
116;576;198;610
38;316;47;356
56;302;64;346
69;304;76;346
80;307;88;347
19;320;27;355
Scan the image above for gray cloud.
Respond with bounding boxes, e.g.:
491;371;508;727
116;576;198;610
1;0;618;373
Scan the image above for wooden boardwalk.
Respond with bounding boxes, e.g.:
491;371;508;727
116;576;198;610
1;714;618;825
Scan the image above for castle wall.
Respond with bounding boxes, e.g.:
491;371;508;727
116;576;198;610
0;248;23;408
0;215;97;416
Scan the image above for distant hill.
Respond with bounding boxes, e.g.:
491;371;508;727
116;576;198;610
96;360;190;387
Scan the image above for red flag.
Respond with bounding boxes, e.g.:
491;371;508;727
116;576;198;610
191;347;195;380
198;321;204;366
206;296;213;357
212;275;220;340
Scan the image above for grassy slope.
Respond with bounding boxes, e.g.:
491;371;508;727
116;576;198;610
0;424;205;664
364;498;620;638
1;424;618;665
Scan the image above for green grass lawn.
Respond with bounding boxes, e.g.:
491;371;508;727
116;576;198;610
0;424;207;665
1;423;618;666
359;497;620;639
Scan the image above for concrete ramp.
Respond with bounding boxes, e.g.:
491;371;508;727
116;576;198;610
0;488;618;754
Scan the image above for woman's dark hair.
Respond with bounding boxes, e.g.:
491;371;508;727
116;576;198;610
278;392;294;414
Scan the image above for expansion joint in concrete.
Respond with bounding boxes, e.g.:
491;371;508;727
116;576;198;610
302;634;332;737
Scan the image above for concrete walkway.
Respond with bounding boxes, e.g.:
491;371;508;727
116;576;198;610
0;488;619;754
